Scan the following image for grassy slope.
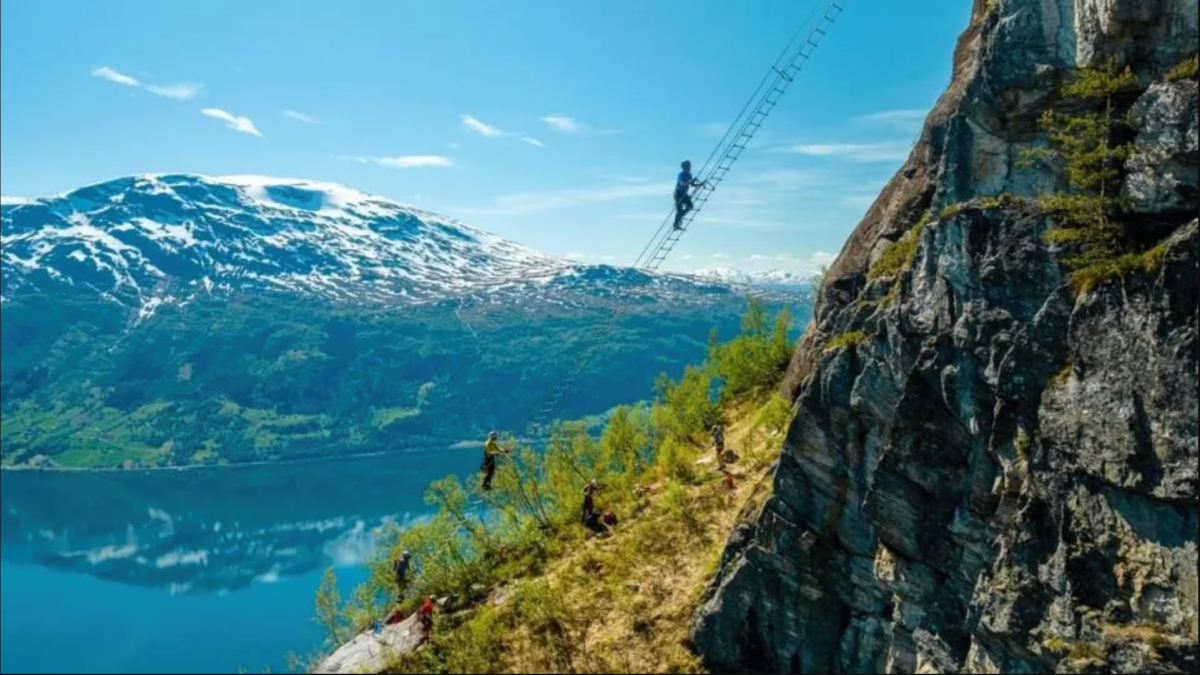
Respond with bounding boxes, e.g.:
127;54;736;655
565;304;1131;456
388;401;782;675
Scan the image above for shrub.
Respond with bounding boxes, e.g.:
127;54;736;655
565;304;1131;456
652;365;719;446
1019;59;1148;292
1165;54;1199;81
823;330;868;355
868;216;928;280
707;299;794;402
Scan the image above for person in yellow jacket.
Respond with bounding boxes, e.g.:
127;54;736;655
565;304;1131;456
481;431;507;491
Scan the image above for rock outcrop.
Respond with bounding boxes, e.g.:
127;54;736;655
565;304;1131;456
313;615;425;675
693;1;1198;673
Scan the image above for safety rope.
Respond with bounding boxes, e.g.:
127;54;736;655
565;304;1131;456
522;0;848;439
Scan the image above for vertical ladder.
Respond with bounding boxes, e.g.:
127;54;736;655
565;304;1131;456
524;0;848;437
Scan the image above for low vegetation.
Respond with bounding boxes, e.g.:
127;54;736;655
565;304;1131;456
823;330;869;355
867;210;931;281
311;300;797;673
1165;54;1199;81
1017;59;1168;295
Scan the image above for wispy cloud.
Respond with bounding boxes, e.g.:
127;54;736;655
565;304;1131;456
200;108;262;137
283;109;318;124
541;114;581;133
520;136;545;148
856;109;926;124
91;66;140;87
461;114;507;137
453;181;667;217
853;108;928;134
541;113;621;136
351;155;455;169
145;83;201;100
91;66;200;99
781;142;910;163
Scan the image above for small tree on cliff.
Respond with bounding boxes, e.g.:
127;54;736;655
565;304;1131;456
1020;58;1138;268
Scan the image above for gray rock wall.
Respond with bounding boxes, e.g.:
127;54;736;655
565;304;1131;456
693;1;1198;672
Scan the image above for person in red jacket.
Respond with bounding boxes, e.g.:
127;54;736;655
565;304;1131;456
418;597;435;642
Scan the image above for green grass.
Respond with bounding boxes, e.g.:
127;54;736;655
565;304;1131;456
868;216;928;281
1165;54;1198;81
1067;239;1171;295
824;330;869;355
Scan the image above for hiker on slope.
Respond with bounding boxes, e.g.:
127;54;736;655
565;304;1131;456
481;431;508;492
392;550;413;602
711;423;726;467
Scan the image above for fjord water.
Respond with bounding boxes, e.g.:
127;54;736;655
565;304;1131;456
0;447;477;673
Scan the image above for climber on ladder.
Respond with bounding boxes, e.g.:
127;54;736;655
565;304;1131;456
674;160;708;230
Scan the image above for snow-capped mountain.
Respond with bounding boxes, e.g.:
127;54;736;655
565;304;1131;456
691;266;818;291
1;174;733;315
1;174;565;307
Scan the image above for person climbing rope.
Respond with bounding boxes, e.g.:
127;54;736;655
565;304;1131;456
711;423;726;467
392;550;412;602
481;431;506;491
673;160;708;230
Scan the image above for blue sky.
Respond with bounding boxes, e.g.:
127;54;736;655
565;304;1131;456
0;0;971;274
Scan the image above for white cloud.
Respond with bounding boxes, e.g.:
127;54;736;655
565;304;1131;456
200;108;262;137
354;155;454;169
283;109;318;124
1;195;32;206
520;136;545;148
811;250;835;264
146;83;201;100
92;66;201;99
856;109;927;125
91;66;140;87
541;114;581;133
461;114;506;137
782;142;911;162
541;113;621;136
454;181;667;217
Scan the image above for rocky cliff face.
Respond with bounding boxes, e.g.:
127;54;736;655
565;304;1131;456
693;1;1198;673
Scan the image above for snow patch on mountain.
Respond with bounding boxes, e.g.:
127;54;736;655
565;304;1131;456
690;266;817;290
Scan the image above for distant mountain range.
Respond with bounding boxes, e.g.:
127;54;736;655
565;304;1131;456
0;175;812;469
691;266;818;291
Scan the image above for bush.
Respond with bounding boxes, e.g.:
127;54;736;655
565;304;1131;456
1165;54;1199;81
707;299;795;403
1018;58;1150;293
652;366;719;446
868;213;928;280
824;330;868;355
